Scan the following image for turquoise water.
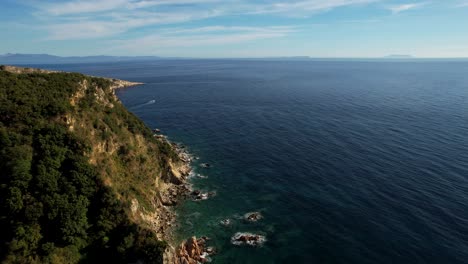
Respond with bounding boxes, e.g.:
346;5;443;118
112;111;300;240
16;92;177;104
36;60;468;263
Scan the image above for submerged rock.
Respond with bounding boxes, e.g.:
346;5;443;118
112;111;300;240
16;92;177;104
220;219;232;226
205;247;216;254
244;212;263;222
191;190;216;201
231;232;266;247
196;173;208;179
200;163;211;168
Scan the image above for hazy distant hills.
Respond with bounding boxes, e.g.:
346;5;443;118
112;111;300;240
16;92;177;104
0;53;316;64
0;53;163;64
3;53;466;64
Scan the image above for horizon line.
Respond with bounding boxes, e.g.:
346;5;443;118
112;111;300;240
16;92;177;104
2;53;468;60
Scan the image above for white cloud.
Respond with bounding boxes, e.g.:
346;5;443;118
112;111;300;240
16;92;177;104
387;2;426;14
161;25;296;34
112;26;296;53
43;0;128;15
41;0;221;15
245;0;379;15
32;0;381;40
128;0;220;9
44;9;223;40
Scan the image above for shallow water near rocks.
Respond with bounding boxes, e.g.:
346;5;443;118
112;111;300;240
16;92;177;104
35;60;468;263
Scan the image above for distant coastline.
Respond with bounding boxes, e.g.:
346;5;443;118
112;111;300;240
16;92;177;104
2;53;468;65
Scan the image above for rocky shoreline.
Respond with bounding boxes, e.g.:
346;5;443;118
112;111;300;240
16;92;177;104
173;236;216;264
1;65;213;263
108;78;143;89
150;137;222;264
153;140;193;240
147;135;203;263
156;137;269;263
106;77;265;263
103;75;265;263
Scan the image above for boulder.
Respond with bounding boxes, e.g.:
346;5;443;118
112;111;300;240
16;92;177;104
220;219;232;226
244;212;263;222
185;237;202;258
175;236;216;264
231;232;266;247
200;163;211;168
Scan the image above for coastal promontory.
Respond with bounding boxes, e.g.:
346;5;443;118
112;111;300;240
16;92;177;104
0;66;189;263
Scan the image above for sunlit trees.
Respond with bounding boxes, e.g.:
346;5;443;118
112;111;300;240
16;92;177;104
0;71;165;263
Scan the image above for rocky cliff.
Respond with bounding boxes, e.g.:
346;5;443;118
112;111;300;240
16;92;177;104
0;66;190;263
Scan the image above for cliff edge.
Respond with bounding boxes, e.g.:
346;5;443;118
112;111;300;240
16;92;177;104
0;66;189;263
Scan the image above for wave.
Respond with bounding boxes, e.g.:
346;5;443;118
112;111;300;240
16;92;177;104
128;99;156;109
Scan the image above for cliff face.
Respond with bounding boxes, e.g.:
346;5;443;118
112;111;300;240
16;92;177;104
0;66;188;263
65;71;190;238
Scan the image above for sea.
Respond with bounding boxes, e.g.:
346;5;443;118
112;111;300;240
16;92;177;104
33;60;468;263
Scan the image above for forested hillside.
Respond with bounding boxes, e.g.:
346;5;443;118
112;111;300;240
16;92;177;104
0;67;183;263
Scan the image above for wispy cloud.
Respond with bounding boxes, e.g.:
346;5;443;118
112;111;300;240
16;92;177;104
387;2;426;14
40;0;220;15
43;0;127;15
3;0;466;57
112;25;297;53
245;0;380;15
44;10;222;40
27;0;384;41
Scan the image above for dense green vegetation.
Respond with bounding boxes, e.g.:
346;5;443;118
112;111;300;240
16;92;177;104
0;70;167;263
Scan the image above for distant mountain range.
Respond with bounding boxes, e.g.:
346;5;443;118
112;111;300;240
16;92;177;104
0;53;164;64
0;53;324;64
3;53;467;65
0;53;320;64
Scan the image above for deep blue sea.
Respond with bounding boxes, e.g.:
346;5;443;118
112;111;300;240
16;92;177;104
35;60;468;263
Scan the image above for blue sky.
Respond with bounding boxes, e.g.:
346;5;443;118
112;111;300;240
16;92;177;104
1;0;468;57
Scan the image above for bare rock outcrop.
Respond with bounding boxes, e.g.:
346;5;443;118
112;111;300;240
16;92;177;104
108;78;143;89
231;232;266;247
172;236;214;264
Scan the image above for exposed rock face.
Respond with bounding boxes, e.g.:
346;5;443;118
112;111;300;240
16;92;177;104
173;236;214;264
159;184;191;206
108;78;143;89
2;65;190;263
165;160;191;185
